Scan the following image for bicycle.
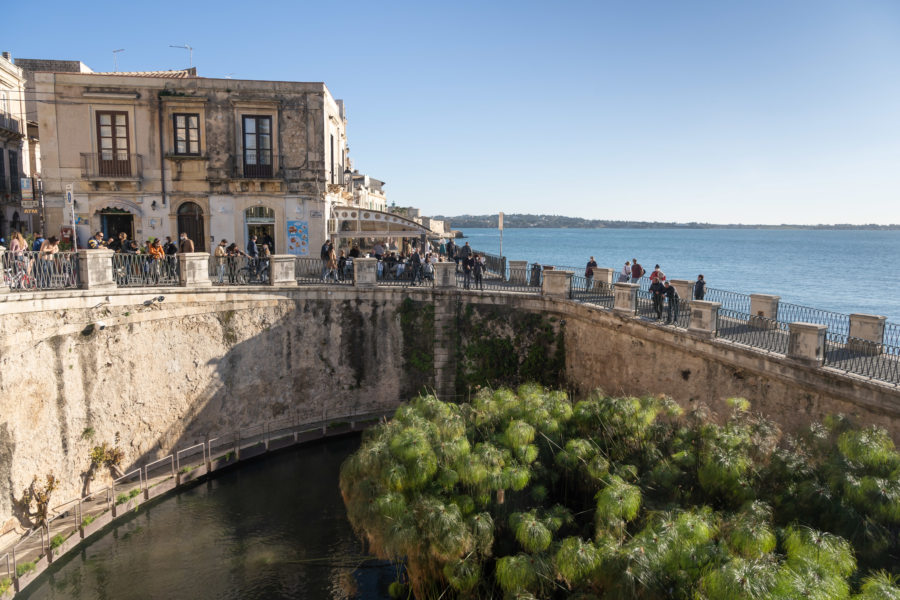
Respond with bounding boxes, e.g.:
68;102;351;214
3;264;36;290
235;261;269;284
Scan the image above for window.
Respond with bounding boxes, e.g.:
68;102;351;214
9;150;19;192
330;134;334;184
96;111;131;176
242;115;272;177
0;90;8;115
173;113;200;155
0;148;6;192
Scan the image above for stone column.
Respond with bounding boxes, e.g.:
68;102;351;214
788;322;826;366
750;294;780;329
0;248;8;294
267;255;297;286
508;260;528;284
178;252;212;287
77;248;117;290
614;282;638;316
592;267;615;292
433;261;457;289
671;279;693;303
688;300;720;338
542;270;573;299
353;257;377;288
848;313;886;355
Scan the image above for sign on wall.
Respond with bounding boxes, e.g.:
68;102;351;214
286;220;309;256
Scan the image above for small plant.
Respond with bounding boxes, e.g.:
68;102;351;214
81;514;95;528
115;488;141;505
0;576;11;595
81;427;95;441
50;533;66;550
16;474;58;528
15;561;36;578
180;464;198;474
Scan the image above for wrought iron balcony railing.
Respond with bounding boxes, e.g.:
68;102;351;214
80;153;143;179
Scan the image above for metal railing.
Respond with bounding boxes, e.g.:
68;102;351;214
716;308;790;355
210;254;271;285
570;274;615;309
296;256;353;285
2;251;80;291
376;259;433;287
825;336;900;385
471;249;505;276
113;254;177;287
0;110;22;135
777;301;850;342
703;286;751;314
233;155;284;179
80;153;143;179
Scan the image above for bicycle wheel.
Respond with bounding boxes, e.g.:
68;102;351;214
236;268;250;284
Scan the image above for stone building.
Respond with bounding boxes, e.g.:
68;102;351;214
32;67;399;254
0;51;34;238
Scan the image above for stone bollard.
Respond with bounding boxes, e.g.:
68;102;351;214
788;322;826;366
688;300;721;338
353;257;377;288
614;282;638;316
508;260;528;284
0;247;8;294
848;313;886;355
592;267;615;293
178;252;212;287
267;255;297;286
671;279;693;303
433;261;456;289
542;270;573;299
750;294;780;329
77;248;117;290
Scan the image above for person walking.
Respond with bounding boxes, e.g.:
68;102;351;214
650;276;666;320
694;274;706;300
663;280;680;324
618;261;631;283
630;258;644;283
585;256;597;290
324;244;339;282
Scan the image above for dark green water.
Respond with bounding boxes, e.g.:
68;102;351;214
19;435;395;600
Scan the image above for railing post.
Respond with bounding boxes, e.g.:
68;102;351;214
750;294;780;329
788;322;827;366
267;255;297;286
848;313;886;355
507;260;528;284
613;282;638;316
353;257;377;288
77;248;117;290
433;261;456;289
688;300;721;338
670;279;693;303
592;267;615;292
542;270;573;299
178;252;212;287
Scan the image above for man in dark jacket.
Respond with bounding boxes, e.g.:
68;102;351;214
650;278;666;320
663;280;680;324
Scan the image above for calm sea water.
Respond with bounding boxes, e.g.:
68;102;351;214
19;437;393;600
459;228;900;324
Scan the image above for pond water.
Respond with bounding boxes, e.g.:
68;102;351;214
19;436;394;600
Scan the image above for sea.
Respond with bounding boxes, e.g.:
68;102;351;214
456;228;900;324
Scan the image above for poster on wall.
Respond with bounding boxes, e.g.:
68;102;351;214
286;220;309;256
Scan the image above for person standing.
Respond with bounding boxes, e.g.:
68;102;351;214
457;241;471;274
473;254;485;290
694;274;706;300
163;236;178;277
585;256;597;289
630;258;644;283
462;253;475;289
618;261;631;283
179;232;195;253
324;244;339;282
663;280;680;324
650;276;666;320
320;239;332;279
649;264;665;284
214;239;228;284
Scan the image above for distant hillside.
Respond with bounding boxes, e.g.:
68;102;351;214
434;214;900;230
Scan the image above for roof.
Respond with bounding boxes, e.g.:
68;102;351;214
85;68;197;78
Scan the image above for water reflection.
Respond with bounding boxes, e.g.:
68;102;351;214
20;435;394;600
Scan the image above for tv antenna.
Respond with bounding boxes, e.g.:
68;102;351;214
112;49;125;72
169;43;193;67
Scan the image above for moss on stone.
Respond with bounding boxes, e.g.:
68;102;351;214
397;297;435;398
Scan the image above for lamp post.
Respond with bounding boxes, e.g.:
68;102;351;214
169;44;194;68
112;49;125;72
343;167;354;204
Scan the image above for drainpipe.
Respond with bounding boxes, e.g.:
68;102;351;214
157;92;167;206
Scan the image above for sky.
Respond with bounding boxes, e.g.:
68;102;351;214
6;0;900;225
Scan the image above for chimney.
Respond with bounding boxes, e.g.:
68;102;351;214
1;52;11;61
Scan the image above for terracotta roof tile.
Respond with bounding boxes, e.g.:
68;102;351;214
85;69;197;78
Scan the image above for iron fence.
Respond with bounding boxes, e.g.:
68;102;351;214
2;251;80;291
377;259;433;287
777;301;850;342
471;249;505;276
716;308;790;354
703;286;751;314
113;253;177;287
570;274;616;309
825;336;900;385
210;254;272;285
296;256;353;285
883;322;900;356
80;152;143;179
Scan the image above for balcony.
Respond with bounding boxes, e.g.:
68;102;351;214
80;153;143;191
0;110;23;139
232;154;284;180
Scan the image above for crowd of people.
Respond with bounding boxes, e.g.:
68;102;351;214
585;257;708;324
1;230;71;288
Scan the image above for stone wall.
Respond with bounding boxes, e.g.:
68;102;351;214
1;285;899;534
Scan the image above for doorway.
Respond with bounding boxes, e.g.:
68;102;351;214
245;206;276;253
177;202;205;251
100;209;134;240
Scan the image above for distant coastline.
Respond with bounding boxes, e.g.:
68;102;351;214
435;214;900;231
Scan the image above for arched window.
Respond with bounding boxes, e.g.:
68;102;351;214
245;206;275;220
177;202;205;251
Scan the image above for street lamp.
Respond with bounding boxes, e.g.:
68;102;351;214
169;44;193;68
344;167;354;204
112;49;125;72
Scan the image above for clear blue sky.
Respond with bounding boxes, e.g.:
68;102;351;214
7;0;900;224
